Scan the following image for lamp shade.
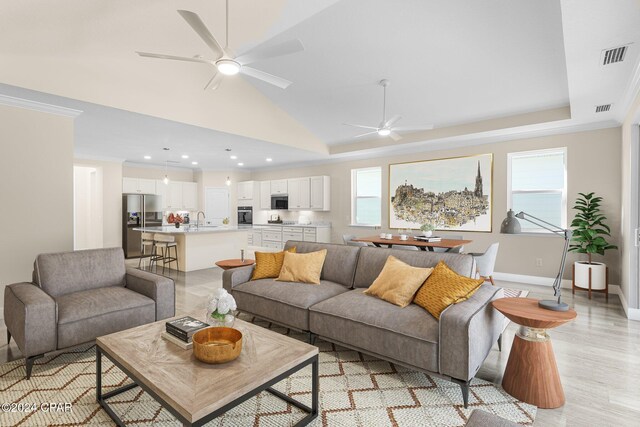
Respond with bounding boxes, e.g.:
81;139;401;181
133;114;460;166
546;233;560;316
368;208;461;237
500;209;521;234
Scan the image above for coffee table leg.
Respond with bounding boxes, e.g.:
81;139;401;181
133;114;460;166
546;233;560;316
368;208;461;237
311;356;319;416
96;346;102;402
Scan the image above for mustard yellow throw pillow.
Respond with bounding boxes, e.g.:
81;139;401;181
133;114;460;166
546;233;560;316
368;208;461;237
276;250;327;284
413;261;484;319
364;256;434;307
251;247;296;280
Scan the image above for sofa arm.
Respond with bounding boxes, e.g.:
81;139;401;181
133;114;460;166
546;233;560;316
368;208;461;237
4;283;57;357
126;268;175;320
222;265;255;293
438;285;504;382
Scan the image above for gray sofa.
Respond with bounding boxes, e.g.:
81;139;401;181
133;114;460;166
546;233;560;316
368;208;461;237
4;247;175;379
223;241;504;407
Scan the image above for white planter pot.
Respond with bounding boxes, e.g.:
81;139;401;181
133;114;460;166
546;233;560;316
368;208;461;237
574;261;607;290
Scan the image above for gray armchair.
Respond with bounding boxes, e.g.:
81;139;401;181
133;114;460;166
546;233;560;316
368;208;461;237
4;247;175;379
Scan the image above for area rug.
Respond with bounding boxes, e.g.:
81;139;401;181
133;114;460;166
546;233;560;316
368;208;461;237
0;329;535;426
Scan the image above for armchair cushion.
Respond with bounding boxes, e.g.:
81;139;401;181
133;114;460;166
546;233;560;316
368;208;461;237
56;286;155;348
4;283;57;357
125;267;175;320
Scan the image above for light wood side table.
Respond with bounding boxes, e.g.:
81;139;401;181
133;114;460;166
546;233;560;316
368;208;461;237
215;259;255;270
492;297;577;409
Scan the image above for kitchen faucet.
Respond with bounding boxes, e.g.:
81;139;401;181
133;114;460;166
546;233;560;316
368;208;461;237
197;211;206;229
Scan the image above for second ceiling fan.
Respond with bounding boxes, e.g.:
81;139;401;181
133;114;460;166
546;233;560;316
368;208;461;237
343;79;434;141
136;0;304;90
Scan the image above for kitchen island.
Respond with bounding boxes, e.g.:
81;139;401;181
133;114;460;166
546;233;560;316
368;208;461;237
133;226;248;272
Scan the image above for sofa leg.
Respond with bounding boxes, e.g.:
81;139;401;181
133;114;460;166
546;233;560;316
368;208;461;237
25;354;44;380
497;333;503;352
6;330;11;345
308;332;317;346
452;378;471;408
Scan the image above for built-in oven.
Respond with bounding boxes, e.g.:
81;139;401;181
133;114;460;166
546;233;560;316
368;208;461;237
271;196;288;210
237;206;253;225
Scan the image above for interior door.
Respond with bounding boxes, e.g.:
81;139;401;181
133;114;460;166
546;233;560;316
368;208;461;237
205;187;229;226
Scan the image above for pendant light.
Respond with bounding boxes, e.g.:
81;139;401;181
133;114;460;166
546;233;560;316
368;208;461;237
225;176;231;186
163;159;170;185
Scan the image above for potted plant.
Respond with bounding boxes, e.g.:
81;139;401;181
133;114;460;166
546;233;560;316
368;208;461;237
420;222;435;237
568;192;617;291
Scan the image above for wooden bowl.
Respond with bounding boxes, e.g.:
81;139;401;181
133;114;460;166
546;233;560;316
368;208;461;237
192;327;243;364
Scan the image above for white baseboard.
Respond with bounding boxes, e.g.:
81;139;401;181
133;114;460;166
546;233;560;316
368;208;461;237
492;271;640;321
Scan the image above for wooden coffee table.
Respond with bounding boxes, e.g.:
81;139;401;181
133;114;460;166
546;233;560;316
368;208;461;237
215;258;255;270
492;298;576;409
96;315;318;426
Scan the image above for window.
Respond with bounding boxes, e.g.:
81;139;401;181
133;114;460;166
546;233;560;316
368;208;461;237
507;148;567;232
351;167;382;226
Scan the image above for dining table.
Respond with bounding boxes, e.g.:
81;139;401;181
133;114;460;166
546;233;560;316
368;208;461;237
352;235;472;252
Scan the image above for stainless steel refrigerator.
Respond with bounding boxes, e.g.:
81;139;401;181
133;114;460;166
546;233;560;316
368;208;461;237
122;194;163;258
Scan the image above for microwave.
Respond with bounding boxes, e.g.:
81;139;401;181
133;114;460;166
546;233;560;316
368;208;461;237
271;195;288;210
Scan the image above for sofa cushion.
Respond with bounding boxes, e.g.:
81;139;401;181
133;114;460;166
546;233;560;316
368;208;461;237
309;289;440;372
251;247;296;280
233;278;350;330
277;250;327;284
284;241;360;288
353;247;476;288
34;248;126;297
56;286;155;348
364;255;434;307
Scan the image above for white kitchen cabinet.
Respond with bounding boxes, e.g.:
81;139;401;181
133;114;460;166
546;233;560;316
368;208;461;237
270;179;288;195
155;180;169;209
251;229;262;247
260;181;271;209
310;176;330;211
168;182;183;209
237;181;255;201
182;182;198;210
287;178;310;210
122;177;156;194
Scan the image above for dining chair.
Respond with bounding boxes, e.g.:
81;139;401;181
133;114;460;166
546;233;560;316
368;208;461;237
434;234;464;253
343;234;369;247
469;243;500;285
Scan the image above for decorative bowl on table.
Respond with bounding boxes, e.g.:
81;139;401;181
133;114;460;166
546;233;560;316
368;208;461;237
192;327;243;364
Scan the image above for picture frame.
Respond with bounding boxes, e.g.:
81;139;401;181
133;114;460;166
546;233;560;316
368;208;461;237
389;153;493;232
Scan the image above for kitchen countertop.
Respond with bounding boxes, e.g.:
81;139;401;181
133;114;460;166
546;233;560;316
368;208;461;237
133;226;248;234
252;223;331;228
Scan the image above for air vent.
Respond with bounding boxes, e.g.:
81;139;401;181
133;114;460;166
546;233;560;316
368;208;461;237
602;46;628;65
595;104;611;113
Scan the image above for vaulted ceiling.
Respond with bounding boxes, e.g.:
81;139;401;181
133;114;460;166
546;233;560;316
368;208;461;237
1;0;639;170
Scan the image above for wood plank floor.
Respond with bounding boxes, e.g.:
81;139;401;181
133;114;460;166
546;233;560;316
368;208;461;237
1;262;639;426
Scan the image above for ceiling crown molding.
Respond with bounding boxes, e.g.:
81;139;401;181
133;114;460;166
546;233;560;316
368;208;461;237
0;94;83;118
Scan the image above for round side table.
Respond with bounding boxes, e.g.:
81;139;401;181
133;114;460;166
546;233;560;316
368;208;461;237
215;259;255;270
492;297;577;409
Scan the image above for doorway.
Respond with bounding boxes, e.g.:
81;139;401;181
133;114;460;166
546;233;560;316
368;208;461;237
73;166;104;249
205;187;230;226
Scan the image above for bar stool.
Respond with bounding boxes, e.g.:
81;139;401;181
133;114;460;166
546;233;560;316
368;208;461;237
153;234;179;274
137;232;156;270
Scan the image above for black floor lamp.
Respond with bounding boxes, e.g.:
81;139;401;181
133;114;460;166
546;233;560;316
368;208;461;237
500;210;571;312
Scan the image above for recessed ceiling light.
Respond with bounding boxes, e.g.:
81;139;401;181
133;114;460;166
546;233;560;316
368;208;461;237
144;155;151;160
182;155;189;159
266;158;273;162
237;162;244;166
191;161;198;165
230;155;238;160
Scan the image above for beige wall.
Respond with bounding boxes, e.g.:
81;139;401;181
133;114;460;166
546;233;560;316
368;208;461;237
74;158;123;249
122;164;194;182
0;105;74;307
252;127;622;284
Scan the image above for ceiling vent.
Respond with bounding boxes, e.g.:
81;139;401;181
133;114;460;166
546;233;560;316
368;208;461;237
595;104;612;113
602;46;628;65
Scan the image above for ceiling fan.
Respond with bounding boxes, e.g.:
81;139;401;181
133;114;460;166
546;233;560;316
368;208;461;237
136;0;304;90
343;79;434;141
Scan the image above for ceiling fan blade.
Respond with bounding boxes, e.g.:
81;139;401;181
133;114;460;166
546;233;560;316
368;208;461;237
342;123;378;130
240;66;292;89
177;10;224;58
389;132;402;141
204;72;222;91
384;114;402;128
354;131;378;138
136;51;212;64
392;125;435;132
236;39;305;65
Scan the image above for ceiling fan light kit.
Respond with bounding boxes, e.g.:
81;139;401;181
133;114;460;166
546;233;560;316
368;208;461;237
216;59;240;76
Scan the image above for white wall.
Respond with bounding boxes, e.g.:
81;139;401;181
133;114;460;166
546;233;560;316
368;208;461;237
73;166;103;249
252;127;622;284
0;105;74;315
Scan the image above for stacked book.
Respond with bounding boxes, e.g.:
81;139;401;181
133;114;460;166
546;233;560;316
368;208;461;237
415;236;442;242
162;316;209;349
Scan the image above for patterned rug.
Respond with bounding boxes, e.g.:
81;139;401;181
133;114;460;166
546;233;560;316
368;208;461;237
0;314;535;427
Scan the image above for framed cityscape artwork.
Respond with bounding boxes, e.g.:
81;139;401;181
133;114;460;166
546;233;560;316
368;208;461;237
389;154;493;232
